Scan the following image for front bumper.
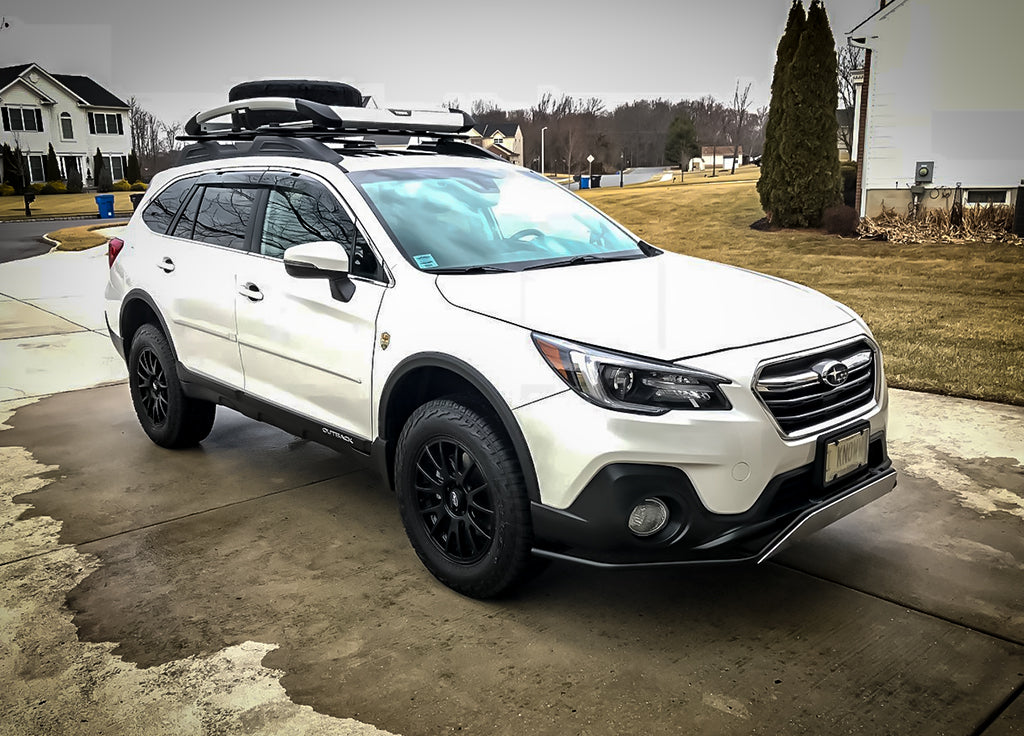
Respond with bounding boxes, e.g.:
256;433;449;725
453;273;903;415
529;434;895;567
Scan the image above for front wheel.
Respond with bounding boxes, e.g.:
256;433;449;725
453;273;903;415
128;324;216;448
395;398;535;598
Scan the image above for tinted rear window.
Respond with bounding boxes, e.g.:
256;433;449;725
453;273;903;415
192;186;259;250
141;177;197;234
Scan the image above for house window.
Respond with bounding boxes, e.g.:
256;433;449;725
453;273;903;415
2;106;43;132
60;113;74;140
966;189;1008;205
27;155;45;183
89;112;123;135
103;155;126;181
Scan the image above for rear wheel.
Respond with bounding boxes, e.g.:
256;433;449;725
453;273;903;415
395;398;535;598
128;324;215;448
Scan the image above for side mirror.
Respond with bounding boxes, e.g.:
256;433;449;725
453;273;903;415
283;240;350;275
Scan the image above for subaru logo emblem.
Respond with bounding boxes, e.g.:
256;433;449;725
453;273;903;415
817;360;849;387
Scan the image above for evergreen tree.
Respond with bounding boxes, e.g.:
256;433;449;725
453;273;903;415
757;0;805;216
3;144;27;194
664;116;700;169
45;143;62;182
775;0;842;226
93;148;104;188
127;150;141;183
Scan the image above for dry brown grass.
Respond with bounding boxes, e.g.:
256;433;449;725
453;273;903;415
46;222;128;251
580;181;1024;406
0;192;136;220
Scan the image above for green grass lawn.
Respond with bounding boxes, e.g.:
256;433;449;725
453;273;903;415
580;180;1024;406
0;191;137;220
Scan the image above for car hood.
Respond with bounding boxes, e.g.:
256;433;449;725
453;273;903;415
434;252;853;361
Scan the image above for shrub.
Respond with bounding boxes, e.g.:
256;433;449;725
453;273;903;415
0;183;15;196
112;179;132;192
823;204;860;236
97;166;114;193
31;182;45;194
130;181;148;191
41;181;68;195
840;162;858;207
66;171;84;194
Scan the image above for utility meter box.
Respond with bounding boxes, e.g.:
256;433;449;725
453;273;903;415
915;161;934;183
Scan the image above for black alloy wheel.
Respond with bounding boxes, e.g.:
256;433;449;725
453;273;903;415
135;346;169;426
413;438;495;564
127;324;216;448
395;397;536;598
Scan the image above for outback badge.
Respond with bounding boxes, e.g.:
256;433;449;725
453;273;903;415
380;331;391;350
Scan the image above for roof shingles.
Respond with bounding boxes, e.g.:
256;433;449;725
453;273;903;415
0;63;128;108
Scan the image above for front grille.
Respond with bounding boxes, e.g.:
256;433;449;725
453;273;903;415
754;338;878;437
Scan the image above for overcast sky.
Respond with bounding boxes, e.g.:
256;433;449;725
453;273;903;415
1;0;878;126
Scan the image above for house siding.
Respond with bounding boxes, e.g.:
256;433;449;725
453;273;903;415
854;0;1024;215
0;67;131;184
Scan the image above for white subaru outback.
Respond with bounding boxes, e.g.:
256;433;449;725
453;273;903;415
105;81;896;598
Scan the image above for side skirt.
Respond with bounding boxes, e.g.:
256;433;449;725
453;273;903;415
176;363;373;457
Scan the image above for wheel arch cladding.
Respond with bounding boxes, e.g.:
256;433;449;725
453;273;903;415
378;353;541;502
120;290;176;362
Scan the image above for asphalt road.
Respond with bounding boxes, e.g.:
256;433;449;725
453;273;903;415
0;218;111;264
568;166;673;190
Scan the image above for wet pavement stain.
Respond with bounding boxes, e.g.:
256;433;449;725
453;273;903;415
0;392;392;736
4;385;1024;735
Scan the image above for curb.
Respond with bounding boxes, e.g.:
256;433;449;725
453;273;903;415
1;212;133;224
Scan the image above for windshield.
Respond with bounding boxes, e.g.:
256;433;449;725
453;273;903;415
349;166;645;271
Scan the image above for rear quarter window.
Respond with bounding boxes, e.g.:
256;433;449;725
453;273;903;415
141;177;198;234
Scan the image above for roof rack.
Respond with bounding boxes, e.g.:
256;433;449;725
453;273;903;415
182;97;474;139
176;96;504;166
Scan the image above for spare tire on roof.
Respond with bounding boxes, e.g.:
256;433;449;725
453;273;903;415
228;79;364;128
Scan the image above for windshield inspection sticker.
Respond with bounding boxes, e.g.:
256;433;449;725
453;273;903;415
413;254;439;268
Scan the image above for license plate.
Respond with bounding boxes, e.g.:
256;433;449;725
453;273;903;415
823;428;870;484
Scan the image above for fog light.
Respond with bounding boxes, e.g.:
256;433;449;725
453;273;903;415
627;498;669;537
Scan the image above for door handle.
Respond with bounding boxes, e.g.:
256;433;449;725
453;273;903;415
238;282;264;302
158;257;175;273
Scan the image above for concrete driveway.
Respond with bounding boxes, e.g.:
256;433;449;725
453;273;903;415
0;238;1022;735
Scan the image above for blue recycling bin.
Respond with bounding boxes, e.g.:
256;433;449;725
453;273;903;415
95;194;115;219
580;175;590;189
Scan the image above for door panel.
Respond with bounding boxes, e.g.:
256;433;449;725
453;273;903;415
235;175;385;440
235;257;384;440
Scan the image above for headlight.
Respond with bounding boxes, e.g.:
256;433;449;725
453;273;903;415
532;333;732;414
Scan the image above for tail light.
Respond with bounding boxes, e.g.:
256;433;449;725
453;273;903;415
108;237;125;268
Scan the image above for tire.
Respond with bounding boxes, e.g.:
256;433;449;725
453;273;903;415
128;324;216;448
395;398;535;598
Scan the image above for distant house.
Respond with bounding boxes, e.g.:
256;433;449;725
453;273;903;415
0;62;133;185
849;0;1023;216
465;123;524;166
691;145;743;172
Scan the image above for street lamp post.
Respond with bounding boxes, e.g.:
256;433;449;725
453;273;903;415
540;126;548;177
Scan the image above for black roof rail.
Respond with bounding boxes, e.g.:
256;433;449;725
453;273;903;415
177;135;345;166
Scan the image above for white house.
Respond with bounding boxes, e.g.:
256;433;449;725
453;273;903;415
465;123;524;166
690;145;743;172
849;0;1024;216
0;63;133;185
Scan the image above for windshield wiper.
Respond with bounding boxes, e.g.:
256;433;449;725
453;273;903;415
428;265;515;274
521;253;645;271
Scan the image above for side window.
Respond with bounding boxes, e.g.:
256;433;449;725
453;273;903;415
193;185;258;250
171;186;203;240
141;177;196;234
261;178;381;279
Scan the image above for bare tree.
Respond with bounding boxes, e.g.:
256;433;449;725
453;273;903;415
837;46;864;158
730;81;753;174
